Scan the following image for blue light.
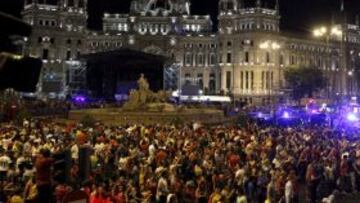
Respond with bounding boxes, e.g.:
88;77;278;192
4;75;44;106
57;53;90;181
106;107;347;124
283;111;290;119
74;96;86;103
347;113;359;122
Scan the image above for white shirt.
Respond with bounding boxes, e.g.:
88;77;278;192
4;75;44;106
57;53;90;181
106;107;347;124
71;144;79;160
149;144;156;157
157;177;169;198
0;155;12;172
285;180;293;203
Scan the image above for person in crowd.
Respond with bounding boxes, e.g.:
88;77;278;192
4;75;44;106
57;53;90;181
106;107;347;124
0;114;359;203
35;148;53;203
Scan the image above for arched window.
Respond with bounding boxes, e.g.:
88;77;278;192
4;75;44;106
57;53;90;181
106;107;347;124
78;0;84;8
68;0;74;7
197;53;204;66
227;1;234;10
185;53;192;66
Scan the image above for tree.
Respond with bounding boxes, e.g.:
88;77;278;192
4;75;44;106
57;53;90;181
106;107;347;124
284;65;327;101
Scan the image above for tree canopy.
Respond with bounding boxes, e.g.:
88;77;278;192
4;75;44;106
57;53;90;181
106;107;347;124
284;65;327;100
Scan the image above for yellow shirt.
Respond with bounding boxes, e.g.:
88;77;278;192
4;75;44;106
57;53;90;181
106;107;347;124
10;195;24;203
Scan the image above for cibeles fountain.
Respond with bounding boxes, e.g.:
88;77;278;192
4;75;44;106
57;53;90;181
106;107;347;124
69;74;226;125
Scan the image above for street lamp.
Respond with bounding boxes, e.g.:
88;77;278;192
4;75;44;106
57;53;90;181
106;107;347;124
259;40;281;107
348;70;353;96
313;25;343;99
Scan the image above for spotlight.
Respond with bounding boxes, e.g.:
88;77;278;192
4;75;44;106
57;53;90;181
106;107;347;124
347;113;359;122
74;96;86;103
282;111;290;119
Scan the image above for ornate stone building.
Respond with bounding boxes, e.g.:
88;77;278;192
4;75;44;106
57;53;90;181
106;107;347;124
22;0;360;103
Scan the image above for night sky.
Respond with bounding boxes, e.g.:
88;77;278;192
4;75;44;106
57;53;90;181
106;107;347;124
1;0;360;33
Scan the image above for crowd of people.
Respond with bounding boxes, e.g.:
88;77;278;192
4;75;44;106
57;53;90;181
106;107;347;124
1;117;360;203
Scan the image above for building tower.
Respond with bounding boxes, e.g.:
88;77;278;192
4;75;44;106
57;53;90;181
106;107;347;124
22;0;88;96
218;0;281;104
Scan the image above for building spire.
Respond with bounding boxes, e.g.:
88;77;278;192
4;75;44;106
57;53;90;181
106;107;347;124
256;0;261;8
340;0;344;12
275;0;279;11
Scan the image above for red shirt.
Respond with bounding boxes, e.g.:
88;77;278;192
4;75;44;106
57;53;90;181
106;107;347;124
90;194;111;203
114;192;126;203
35;156;53;186
228;154;240;168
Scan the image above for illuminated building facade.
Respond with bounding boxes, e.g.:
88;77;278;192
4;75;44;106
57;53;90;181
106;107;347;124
23;0;360;103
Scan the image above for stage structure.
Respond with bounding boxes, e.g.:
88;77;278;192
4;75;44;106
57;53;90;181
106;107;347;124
77;49;176;100
65;60;87;96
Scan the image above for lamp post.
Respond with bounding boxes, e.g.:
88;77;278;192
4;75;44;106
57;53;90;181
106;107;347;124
259;40;280;108
313;26;342;99
348;70;353;96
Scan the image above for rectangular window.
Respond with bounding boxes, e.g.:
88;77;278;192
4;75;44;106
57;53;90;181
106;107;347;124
185;53;191;66
245;71;249;89
280;54;284;65
261;71;265;89
266;71;270;89
251;71;254;90
245;52;249;63
198;73;203;89
226;71;231;89
266;52;271;63
219;53;223;63
42;49;49;59
198;54;204;66
210;54;216;65
227;53;232;63
290;55;295;65
240;71;244;89
66;50;71;60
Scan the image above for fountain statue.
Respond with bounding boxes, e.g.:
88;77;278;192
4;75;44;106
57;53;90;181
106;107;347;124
122;74;173;111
